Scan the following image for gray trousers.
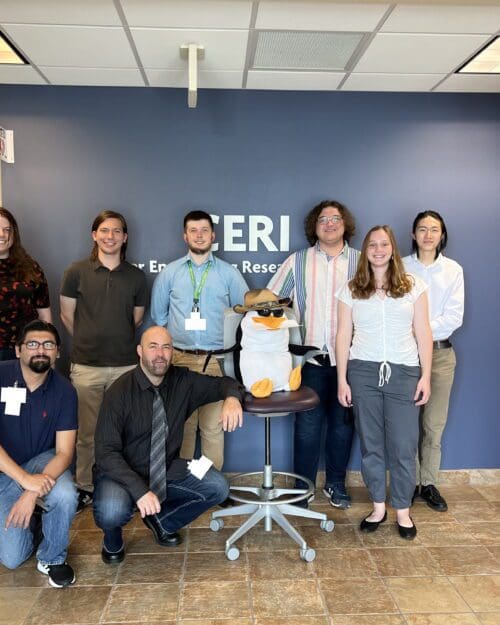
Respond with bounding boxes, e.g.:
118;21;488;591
348;359;420;509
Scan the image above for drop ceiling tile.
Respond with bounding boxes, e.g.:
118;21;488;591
146;68;243;88
355;33;489;74
246;70;344;91
0;64;45;84
0;0;120;26
41;67;145;86
131;28;248;70
256;1;389;32
381;5;500;35
121;0;252;29
342;72;445;92
2;24;138;68
436;73;500;92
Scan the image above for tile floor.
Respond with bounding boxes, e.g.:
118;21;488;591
0;484;499;625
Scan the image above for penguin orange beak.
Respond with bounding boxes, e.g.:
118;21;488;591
252;316;287;330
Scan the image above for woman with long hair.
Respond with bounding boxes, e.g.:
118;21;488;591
336;225;432;539
0;207;52;360
404;211;464;512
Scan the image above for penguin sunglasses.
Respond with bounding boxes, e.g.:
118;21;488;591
257;308;284;318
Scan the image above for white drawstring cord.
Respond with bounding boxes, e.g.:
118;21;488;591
378;361;392;386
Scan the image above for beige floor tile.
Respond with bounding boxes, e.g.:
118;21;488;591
449;575;500;611
428;546;500;575
115;552;185;584
184;550;247;581
437;486;487;502
180;620;252;625
314;547;376;579
404;615;481;624
369;546;443;577
126;528;186;554
462;522;500;544
244;525;307;551
0;558;46;587
410;503;458;523
248;549;315;579
70;555;119;586
417;523;479;547
189;509;250;528
181;580;250;619
104;583;180;622
252;579;325;617
448;501;499;523
302;524;363;549
474;486;500;502
348;486;373;503
0;588;41;625
294;506;350;526
254;618;330;625
476;613;500;625
359;524;422;547
24;586;111;625
68;529;104;555
385;576;471;613
488;546;500;560
320;577;397;614
331;616;406;625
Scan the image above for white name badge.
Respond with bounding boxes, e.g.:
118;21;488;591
185;311;206;331
188;455;213;480
1;386;27;416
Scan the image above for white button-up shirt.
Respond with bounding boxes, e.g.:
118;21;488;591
403;253;464;341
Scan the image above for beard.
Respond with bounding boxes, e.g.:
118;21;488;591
143;357;170;378
188;242;211;256
28;356;51;373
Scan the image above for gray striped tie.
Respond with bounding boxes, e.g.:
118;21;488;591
149;388;168;503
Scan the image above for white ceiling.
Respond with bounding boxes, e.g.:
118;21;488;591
0;0;499;93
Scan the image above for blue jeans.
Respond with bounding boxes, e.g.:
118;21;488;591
93;468;229;549
294;362;354;489
0;450;78;569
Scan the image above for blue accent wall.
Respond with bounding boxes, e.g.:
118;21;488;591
1;85;499;471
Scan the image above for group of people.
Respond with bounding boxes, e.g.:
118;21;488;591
0;201;464;587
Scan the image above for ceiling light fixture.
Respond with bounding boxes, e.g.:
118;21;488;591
0;32;27;65
179;44;205;109
458;36;499;74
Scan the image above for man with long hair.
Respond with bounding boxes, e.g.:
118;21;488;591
404;211;464;512
267;200;359;508
60;211;147;512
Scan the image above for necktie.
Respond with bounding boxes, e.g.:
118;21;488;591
149;388;168;503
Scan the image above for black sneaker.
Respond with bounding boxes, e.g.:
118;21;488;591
76;489;93;514
420;485;448;512
323;485;351;509
37;561;75;587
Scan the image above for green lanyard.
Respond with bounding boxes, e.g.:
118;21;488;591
187;260;212;312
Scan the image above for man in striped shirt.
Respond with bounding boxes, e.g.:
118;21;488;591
267;200;359;508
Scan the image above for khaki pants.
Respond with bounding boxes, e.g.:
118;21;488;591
417;347;456;486
173;350;224;471
71;363;136;492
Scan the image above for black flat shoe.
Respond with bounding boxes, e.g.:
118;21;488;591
420;485;448;512
398;518;417;540
360;511;387;533
101;545;125;564
142;515;182;546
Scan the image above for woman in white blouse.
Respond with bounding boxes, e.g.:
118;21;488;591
336;225;432;540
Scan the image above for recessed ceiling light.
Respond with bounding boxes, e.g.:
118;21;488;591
0;32;27;65
458;36;499;74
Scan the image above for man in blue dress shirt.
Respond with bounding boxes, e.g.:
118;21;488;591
151;211;248;470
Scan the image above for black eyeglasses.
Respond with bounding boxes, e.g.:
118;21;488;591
257;308;284;318
22;340;57;350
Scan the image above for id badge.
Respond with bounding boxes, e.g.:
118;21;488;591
185;312;206;331
1;386;27;416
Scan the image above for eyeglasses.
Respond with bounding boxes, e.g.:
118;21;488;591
257;308;284;318
22;340;57;350
317;215;343;225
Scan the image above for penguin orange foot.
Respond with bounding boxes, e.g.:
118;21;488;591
251;378;273;398
289;366;301;391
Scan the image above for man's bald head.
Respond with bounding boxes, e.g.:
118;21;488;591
137;326;173;382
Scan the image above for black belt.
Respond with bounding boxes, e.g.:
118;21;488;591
174;347;229;373
433;339;452;350
313;354;331;366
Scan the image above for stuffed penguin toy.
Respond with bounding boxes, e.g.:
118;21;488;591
234;289;302;398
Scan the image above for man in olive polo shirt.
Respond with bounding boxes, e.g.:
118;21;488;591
60;210;147;512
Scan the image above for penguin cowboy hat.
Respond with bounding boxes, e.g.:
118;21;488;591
233;289;291;314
